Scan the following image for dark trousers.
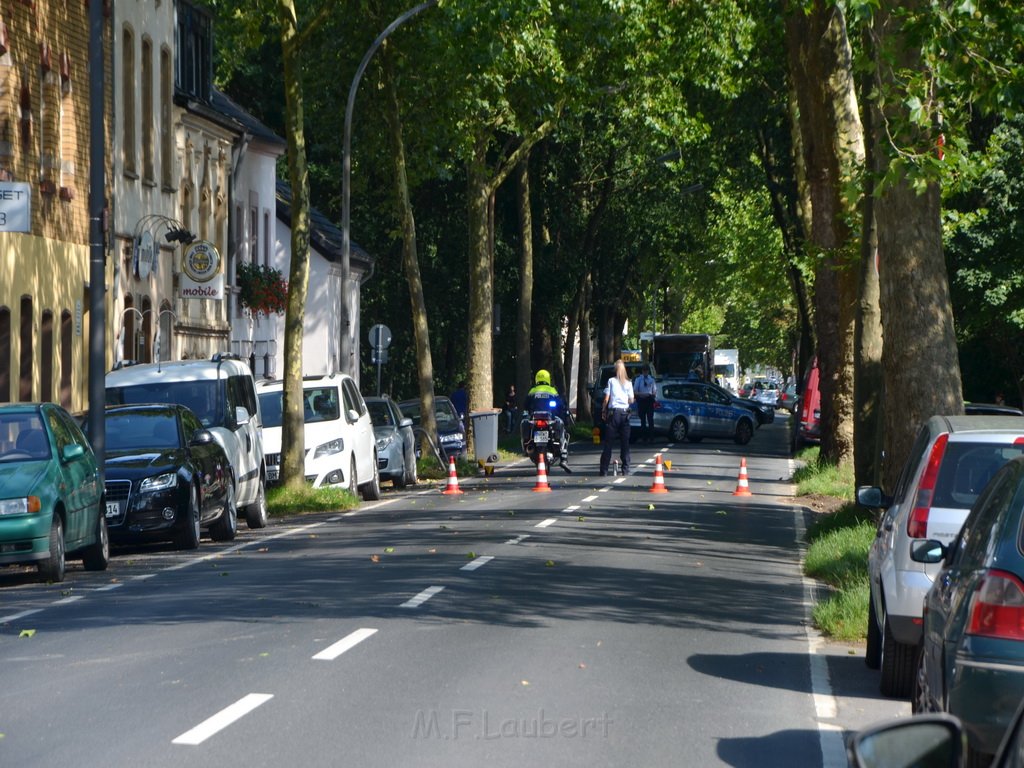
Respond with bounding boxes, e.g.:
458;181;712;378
636;396;655;439
600;409;631;474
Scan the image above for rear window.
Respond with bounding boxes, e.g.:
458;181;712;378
107;381;223;428
934;442;1024;509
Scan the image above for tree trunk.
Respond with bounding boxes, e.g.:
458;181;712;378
276;0;310;489
871;1;964;491
380;44;437;452
515;157;533;411
576;274;593;421
466;136;494;452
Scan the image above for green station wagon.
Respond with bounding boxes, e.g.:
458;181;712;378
0;403;109;582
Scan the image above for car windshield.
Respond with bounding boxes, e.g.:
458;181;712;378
258;387;341;429
367;401;395;427
107;381;223;428
0;413;50;461
434;402;462;431
105;412;181;451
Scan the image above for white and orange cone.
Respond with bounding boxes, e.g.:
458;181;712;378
733;457;753;497
532;454;552;492
442;455;464;495
649;454;668;493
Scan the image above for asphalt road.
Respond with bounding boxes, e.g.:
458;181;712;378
0;413;908;767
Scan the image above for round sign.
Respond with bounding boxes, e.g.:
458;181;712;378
369;323;392;349
182;240;221;283
136;231;155;280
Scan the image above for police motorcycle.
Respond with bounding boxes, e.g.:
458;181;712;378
520;391;573;473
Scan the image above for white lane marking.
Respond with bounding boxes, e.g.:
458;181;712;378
53;595;84;606
581;495;598;502
461;555;494;572
172;693;274;745
133;574;157;581
400;586;445;608
563;505;580;513
312;627;378;661
645;458;655;464
613;477;627;484
535;519;557;528
0;608;43;623
94;583;124;592
505;534;530;545
598;487;611;493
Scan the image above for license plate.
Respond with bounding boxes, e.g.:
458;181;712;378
105;502;120;518
267;467;280;482
534;430;549;443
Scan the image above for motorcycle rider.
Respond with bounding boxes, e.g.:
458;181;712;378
523;369;572;470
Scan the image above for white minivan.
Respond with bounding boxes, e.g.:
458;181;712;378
256;374;380;500
105;354;268;529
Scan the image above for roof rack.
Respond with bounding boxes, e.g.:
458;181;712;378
211;352;242;362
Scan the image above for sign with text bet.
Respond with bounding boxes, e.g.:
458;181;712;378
0;182;32;232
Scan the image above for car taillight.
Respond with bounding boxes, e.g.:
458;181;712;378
907;433;948;539
967;570;1024;640
535;419;548;429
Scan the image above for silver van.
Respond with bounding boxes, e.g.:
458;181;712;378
105;354;268;529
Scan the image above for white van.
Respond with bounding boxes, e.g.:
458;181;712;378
256;374;380;500
105;355;268;529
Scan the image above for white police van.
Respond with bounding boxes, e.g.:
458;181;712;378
104;354;268;529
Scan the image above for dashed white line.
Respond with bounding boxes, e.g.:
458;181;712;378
172;693;274;745
94;583;124;592
505;534;530;545
613;477;627;484
563;505;580;513
460;555;494;571
535;518;557;528
400;585;445;608
312;627;378;661
0;608;42;623
53;595;84;606
598;487;611;493
581;495;598;502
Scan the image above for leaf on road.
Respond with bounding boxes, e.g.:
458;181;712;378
647;504;655;510
521;680;530;686
716;510;728;515
259;652;270;658
695;561;703;567
508;510;515;516
707;481;713;485
257;547;269;553
220;572;230;576
545;560;556;567
578;663;587;669
467;552;476;559
370;554;381;563
384;547;395;553
19;629;35;638
577;516;585;522
428;548;437;554
61;589;73;596
439;525;449;530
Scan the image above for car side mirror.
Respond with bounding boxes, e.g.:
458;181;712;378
190;429;215;446
62;443;86;462
910;539;947;564
234;406;251;428
848;714;963;768
347;408;361;423
856;486;891;509
399;417;413;429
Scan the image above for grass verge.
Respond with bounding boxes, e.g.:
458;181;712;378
267;484;359;517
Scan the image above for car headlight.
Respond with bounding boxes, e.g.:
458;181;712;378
140;472;176;492
313;438;344;458
440;433;461;444
0;496;41;516
376;433;396;451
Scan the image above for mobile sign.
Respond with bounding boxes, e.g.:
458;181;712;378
0;182;32;232
179;240;224;300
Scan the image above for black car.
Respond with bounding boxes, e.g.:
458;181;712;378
87;404;237;549
706;382;775;426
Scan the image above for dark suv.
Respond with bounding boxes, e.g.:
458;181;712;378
590;362;655;426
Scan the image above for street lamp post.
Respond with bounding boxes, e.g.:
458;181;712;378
340;0;437;377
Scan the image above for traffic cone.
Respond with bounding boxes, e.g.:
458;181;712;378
733;457;753;497
442;455;464;495
532;454;552;492
649;454;668;493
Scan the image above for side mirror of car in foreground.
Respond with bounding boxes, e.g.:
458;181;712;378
856;486;891;509
848;714;964;768
910;539;947;565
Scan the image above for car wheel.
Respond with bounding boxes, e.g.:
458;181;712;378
176;484;201;550
361;452;382;501
209;480;238;542
245;477;268;529
880;613;918;698
347;457;358;496
38;515;66;583
670;418;687;443
734;419;754;446
912;651;934;714
81;509;110;571
865;593;882;669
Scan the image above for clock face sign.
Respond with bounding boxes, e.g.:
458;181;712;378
182;240;221;283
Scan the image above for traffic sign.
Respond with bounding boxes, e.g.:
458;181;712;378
369;323;392;349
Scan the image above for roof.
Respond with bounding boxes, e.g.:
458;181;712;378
275;180;374;273
211;89;286;151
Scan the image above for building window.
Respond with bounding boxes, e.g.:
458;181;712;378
160;45;173;188
232;203;243;319
123;294;135;363
0;306;9;403
41;310;53;403
40;40;61;196
141;37;154;183
19;296;31;402
59;51;77;200
122;25;136;176
60;310;72;408
175;1;212;103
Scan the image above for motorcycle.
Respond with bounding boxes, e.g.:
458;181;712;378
520;394;573;473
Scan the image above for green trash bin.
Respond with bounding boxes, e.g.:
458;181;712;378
469;409;501;464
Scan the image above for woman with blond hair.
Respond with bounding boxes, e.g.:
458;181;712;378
600;359;635;475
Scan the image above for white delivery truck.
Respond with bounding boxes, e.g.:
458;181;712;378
714;349;740;394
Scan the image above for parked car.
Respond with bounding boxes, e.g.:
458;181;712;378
911;455;1024;765
105;354;268;529
629;380;756;445
777;383;799;413
256;374;380;500
86;404;237;549
965;402;1024;417
857;415;1024;698
753;383;781;408
0;403;109;582
708;381;775;427
399;396;467;459
795;358;821;449
365;396;417;489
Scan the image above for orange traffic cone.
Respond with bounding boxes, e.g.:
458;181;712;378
649;454;668;493
442;455;464;495
733;457;752;497
532;454;552;492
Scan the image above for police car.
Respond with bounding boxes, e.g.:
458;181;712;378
630;380;756;445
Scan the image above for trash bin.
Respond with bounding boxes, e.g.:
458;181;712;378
469;408;501;464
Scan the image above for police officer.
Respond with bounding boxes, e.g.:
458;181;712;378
633;365;656;442
600;359;635;475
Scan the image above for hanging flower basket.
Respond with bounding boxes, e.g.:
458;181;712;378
237;262;288;315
